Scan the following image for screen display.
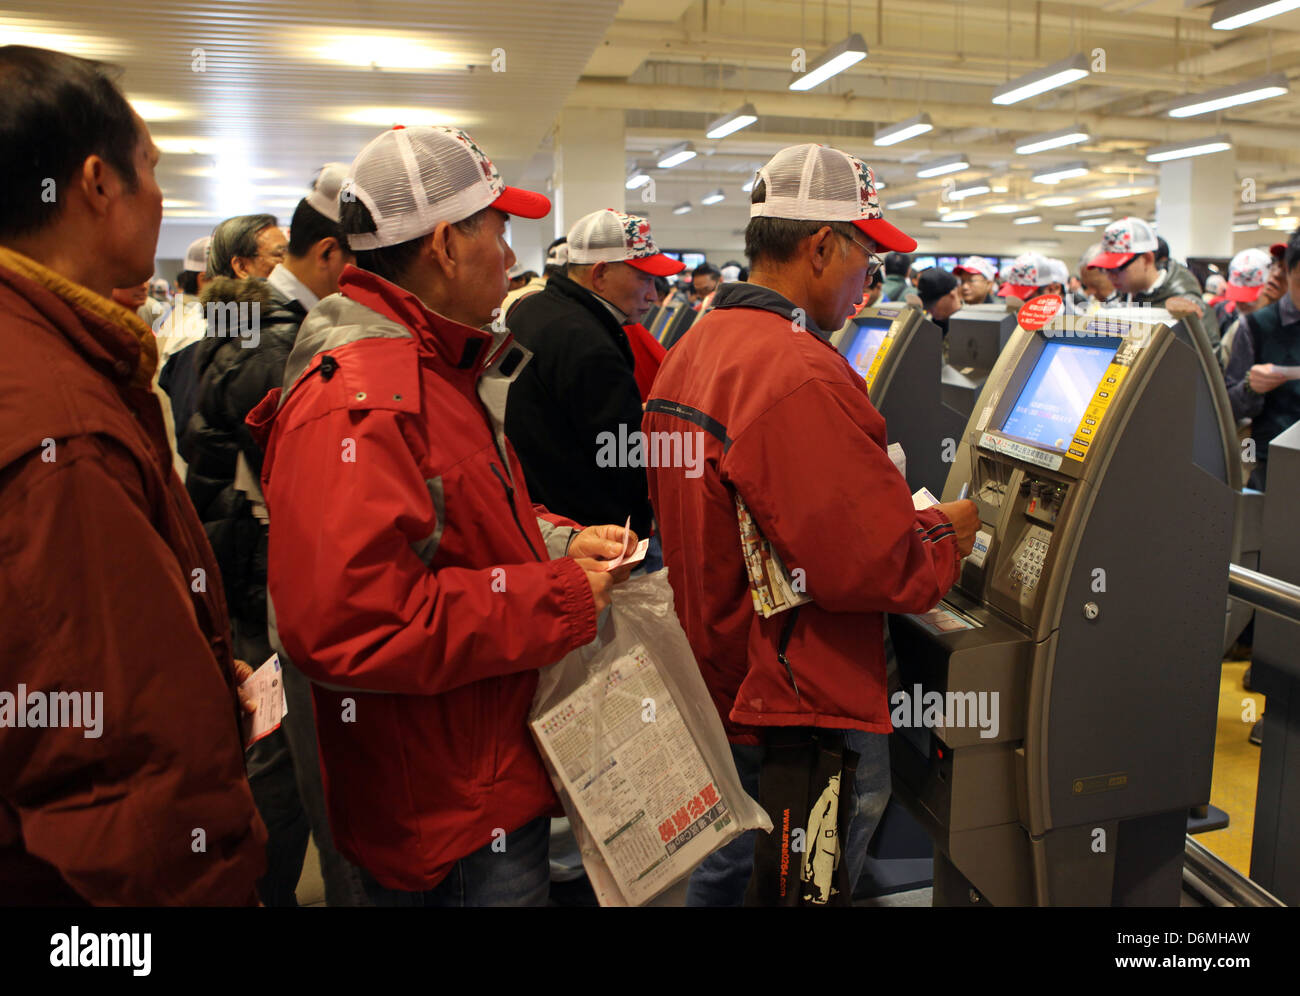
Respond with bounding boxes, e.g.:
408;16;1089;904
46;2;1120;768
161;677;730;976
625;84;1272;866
999;339;1119;451
680;252;706;271
938;256;958;271
842;319;892;380
913;256;937;272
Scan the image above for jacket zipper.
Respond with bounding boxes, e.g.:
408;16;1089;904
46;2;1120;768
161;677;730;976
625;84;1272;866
489;462;542;562
777;606;802;701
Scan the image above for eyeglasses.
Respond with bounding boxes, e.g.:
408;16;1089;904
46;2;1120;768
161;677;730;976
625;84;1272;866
839;231;884;277
1102;255;1139;276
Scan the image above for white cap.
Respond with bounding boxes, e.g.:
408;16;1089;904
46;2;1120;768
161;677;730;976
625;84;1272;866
720;264;742;282
998;252;1056;299
507;261;528;279
1047;258;1071;286
183;236;211;273
749;143;917;252
305;162;349;223
342;125;550;251
1091;216;1159;269
1227;248;1272;302
953;255;996;281
566;209;685;276
546;240;569;267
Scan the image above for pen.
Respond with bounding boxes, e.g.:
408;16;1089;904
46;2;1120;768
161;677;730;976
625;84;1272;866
958;482;970;501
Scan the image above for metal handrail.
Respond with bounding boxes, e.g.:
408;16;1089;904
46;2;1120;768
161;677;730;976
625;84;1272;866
1227;564;1300;624
1183;836;1284;908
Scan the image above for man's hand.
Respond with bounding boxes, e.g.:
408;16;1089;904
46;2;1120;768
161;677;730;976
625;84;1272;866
1165;296;1204;321
1249;363;1289;394
233;659;257;715
569;523;640;583
574;558;615;613
934;499;980;558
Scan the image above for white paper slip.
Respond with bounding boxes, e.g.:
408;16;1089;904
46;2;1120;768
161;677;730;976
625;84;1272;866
599;516;649;571
912;487;940;510
242;653;288;748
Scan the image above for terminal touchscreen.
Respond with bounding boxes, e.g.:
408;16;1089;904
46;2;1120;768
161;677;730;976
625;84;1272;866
998;338;1118;452
843;318;891;380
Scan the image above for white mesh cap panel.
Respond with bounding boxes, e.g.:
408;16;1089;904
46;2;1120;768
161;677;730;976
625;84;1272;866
567;209;663;264
345;126;502;250
750;143;876;222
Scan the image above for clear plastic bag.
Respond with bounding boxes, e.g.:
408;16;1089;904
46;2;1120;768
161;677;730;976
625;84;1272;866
530;570;772;906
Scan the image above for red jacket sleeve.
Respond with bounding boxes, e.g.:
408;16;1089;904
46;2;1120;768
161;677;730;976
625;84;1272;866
723;378;960;614
266;409;597;696
0;438;265;905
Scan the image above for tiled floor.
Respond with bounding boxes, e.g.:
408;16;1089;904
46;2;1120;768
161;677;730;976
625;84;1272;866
1194;658;1266;876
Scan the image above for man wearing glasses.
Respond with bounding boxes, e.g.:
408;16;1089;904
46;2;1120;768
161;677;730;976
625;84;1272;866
643;143;978;906
1088;216;1221;351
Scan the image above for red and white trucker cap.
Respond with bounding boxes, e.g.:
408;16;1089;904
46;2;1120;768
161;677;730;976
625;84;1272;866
1090;216;1158;269
566;208;686;276
997;252;1056;299
343;126;551;251
1227;248;1272;302
954;255;997;281
305;162;349;223
749;143;917;252
183;236;211;273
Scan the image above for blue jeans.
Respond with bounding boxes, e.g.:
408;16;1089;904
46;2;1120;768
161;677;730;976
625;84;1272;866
359;816;551;907
685;729;891;907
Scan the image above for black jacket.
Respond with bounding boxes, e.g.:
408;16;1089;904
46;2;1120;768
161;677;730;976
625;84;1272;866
504;273;653;538
178;276;306;660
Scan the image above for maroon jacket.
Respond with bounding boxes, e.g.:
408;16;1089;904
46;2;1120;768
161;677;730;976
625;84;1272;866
250;266;598;891
0;247;266;905
644;282;962;744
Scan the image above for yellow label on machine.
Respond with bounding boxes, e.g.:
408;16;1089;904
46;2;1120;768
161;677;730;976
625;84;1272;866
863;329;897;390
1065;362;1128;462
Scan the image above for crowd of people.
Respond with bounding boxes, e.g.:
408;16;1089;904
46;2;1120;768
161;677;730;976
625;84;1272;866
1;42;1295;908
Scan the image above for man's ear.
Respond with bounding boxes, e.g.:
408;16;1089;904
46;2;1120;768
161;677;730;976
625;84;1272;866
425;223;456;279
316;236;340;266
77;155;116;218
808;225;835;276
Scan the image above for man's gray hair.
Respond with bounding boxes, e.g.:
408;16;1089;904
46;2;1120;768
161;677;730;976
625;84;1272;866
207;213;278;278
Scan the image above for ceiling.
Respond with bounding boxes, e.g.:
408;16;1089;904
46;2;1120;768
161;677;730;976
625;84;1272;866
3;0;1298;259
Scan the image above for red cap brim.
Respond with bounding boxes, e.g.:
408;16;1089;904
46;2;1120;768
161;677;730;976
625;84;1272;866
492;186;551;220
1227;282;1264;302
1088;252;1134;270
1270;242;1286;260
625;253;687;276
998;284;1033;299
854;217;918;253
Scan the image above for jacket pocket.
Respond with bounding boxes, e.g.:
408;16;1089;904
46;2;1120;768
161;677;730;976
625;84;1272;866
777;606;802;701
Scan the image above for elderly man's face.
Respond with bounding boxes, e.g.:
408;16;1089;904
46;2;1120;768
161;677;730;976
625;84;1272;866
931;286;964;321
959;272;991;304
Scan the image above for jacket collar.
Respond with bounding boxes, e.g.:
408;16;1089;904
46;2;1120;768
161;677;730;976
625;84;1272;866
0;244;156;390
709;280;827;336
338;264;500;373
544;272;630;336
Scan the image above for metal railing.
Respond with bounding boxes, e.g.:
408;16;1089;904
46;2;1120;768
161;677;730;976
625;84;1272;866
1228;564;1300;624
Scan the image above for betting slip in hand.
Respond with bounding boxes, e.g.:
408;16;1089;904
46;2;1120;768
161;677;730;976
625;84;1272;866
599;516;649;571
242;653;288;748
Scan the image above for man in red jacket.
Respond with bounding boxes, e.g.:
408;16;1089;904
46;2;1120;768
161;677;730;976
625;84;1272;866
644;144;978;906
251;124;635;906
0;45;266;904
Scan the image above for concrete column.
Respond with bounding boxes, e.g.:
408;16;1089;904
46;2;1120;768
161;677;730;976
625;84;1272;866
553;107;626;239
1155;149;1235;259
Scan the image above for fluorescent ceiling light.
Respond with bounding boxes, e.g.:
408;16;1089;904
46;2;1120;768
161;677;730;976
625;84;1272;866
657;142;697;168
153;136;218;156
1212;0;1300;31
986;203;1029;214
916;154;969;178
1036;196;1078;207
875;180;887;189
923;220;968;228
1266;180;1300;196
180;166;282;180
334;106;461;127
700;188;726;206
1088;185;1154;200
1168;74;1288;117
130;99;188;122
1013;215;1043;225
992;53;1090;106
672;202;693;215
885;198;918;209
874;113;934;147
161;199;198;209
1032;161;1090;184
789;33;868;91
741;177;756;193
1079;217;1114;226
706;104;758;139
1146;135;1232;162
942;210;978;221
1016;126;1091;155
309;32;455;71
162;209;221;219
1026;238;1062;247
1076;206;1113;216
626;169;650;190
1054;224;1096;233
1234;223;1261;232
0;25;123;58
949;183;992;200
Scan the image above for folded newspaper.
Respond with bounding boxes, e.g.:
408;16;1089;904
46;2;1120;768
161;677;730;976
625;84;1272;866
736;492;812;618
529;572;771;906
